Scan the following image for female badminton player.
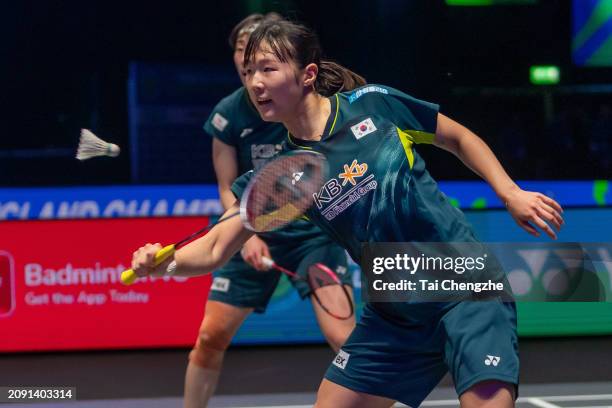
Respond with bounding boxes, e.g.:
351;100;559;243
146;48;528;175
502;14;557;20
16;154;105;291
132;19;564;408
182;14;361;408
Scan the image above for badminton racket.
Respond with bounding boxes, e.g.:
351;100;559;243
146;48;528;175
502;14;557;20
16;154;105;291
261;256;354;320
121;151;327;284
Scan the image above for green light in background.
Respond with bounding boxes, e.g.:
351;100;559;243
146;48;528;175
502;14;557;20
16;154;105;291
593;180;609;206
530;65;560;85
446;0;493;5
470;198;488;209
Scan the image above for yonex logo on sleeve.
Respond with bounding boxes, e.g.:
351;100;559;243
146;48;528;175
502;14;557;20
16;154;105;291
240;128;253;138
211;277;230;292
212;113;229;132
484;355;501;366
333;349;350;369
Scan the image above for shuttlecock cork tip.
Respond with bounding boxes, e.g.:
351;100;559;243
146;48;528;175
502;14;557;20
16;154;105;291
107;143;120;157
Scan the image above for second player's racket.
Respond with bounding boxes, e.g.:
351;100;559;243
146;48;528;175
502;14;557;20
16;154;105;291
121;151;328;284
261;256;354;320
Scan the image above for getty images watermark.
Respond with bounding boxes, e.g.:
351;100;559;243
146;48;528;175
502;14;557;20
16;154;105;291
360;242;612;303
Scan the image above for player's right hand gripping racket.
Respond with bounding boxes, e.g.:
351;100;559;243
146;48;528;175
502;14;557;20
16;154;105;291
261;256;354;320
121;151;328;284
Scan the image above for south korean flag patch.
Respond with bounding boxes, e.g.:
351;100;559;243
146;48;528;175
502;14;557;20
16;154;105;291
351;118;377;140
212;113;229;132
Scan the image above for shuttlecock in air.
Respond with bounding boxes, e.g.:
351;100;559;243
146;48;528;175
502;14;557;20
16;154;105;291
76;129;121;160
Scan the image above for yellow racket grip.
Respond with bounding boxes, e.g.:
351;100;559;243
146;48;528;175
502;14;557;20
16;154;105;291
120;244;176;285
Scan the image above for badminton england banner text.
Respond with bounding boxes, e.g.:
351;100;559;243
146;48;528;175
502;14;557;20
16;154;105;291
0;180;609;220
0;183;611;351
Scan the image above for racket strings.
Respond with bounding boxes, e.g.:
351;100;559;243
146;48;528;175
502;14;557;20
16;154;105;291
308;264;354;320
244;152;326;232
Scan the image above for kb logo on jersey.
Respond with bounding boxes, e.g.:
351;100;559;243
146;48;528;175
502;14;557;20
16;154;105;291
339;160;368;186
251;144;282;159
313;159;369;209
251;144;282;170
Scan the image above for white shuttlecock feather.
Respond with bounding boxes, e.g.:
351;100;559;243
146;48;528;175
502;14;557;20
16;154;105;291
76;129;120;160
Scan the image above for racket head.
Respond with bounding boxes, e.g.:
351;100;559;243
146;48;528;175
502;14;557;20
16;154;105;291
307;262;354;320
240;150;328;233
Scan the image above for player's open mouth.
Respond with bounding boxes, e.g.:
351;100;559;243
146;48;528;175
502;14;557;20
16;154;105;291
257;99;272;106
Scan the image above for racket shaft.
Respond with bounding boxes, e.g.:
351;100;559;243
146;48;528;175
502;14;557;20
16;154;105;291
175;212;239;248
120;244;176;285
120;212;242;286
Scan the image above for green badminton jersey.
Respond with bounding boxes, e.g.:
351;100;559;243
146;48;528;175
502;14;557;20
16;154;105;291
232;84;478;261
204;87;328;244
204;87;286;175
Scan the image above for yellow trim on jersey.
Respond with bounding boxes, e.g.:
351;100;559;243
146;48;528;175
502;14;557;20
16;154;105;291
397;128;415;169
328;94;340;135
397;128;435;169
401;129;435;144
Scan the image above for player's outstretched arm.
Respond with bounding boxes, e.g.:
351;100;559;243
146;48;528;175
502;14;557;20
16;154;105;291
212;138;240;210
131;203;254;278
433;113;564;239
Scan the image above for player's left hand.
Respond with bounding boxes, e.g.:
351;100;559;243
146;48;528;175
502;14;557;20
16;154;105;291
504;189;564;239
240;235;272;271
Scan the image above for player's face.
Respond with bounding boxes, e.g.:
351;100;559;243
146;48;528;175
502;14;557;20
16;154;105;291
233;34;249;86
244;45;305;123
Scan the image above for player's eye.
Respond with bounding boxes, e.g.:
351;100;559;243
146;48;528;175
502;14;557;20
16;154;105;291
264;67;276;72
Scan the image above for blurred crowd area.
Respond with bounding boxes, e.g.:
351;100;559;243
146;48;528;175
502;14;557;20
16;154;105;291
1;89;609;186
422;91;612;181
0;1;609;185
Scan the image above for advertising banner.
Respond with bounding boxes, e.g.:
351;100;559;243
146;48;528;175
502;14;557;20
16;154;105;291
0;217;211;352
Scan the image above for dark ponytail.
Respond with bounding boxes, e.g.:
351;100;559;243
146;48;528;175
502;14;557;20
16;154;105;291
244;20;366;96
316;60;366;96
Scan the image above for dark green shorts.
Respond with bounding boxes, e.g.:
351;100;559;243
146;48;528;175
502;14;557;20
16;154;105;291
208;240;351;313
325;299;518;406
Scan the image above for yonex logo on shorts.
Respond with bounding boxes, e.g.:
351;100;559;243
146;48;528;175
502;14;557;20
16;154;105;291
212;113;229;131
211;277;230;292
333;349;350;369
484;355;501;366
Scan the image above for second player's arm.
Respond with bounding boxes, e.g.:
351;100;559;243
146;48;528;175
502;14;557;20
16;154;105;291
211;137;271;270
212;138;240;210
